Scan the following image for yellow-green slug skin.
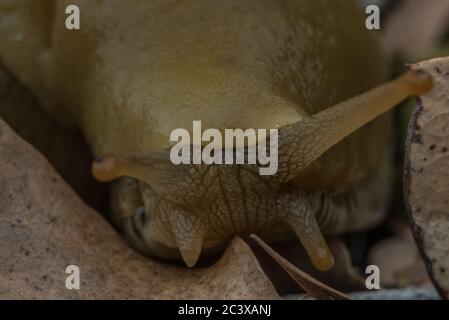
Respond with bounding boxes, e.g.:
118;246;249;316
35;0;388;190
0;0;391;189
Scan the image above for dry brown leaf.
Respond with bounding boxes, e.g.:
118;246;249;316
404;56;449;299
0;66;108;213
326;238;366;291
250;237;365;294
250;234;350;300
0;118;279;299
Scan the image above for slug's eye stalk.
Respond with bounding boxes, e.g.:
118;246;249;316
402;69;434;95
278;70;434;182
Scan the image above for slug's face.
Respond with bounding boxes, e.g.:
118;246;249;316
0;0;433;269
92;68;432;270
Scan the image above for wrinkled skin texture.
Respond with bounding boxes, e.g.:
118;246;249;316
0;0;393;268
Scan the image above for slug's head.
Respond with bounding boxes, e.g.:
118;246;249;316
92;70;433;269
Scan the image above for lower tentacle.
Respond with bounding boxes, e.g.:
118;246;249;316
276;156;391;271
277;191;335;271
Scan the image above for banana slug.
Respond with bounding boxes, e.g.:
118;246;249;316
0;0;432;270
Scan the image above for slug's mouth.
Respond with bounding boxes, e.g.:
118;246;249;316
108;176;234;267
104;153;390;273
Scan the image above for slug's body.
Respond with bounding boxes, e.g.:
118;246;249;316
0;0;433;269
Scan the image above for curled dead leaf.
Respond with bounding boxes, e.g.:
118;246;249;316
404;56;449;299
250;234;350;300
249;237;366;295
0;66;107;213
